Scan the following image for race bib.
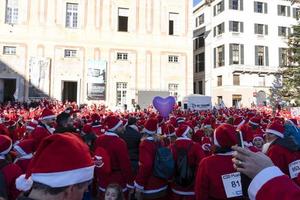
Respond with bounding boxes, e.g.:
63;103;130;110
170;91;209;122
289;160;300;179
221;172;243;198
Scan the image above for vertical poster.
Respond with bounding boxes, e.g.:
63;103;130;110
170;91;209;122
28;57;51;98
87;60;106;100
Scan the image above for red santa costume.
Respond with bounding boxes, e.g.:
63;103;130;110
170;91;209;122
161;123;176;147
240;116;263;147
248;166;300;200
195;123;244;200
13;139;35;173
0;135;22;200
134;118;169;199
90;113;105;136
170;125;205;200
265;121;300;183
30;108;56;150
94;116;134;195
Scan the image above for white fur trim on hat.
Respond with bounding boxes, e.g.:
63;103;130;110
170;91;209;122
14;145;27;157
40;115;56;120
108;120;123;132
213;129;220;147
26;126;35;130
31;165;94;188
143;128;156;135
266;129;284;138
16;174;33;192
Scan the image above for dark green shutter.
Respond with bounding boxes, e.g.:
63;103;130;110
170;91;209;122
240;0;243;11
255;46;258;65
264;3;268;14
265;25;268;35
229;44;233;65
240;44;244;64
240;22;244;33
265;46;269;66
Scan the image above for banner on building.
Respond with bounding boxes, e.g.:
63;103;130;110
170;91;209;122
87;60;106;100
28;57;51;98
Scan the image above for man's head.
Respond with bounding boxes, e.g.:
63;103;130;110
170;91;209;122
39;108;56;127
105;116;124;134
56;112;73;128
265;121;284;143
16;133;94;200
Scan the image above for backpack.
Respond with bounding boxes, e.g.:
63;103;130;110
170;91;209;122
0;159;9;200
174;143;195;187
153;142;175;180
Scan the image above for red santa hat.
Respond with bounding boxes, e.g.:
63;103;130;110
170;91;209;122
162;124;176;137
249;116;261;126
26;122;37;131
39;108;56;121
143;118;158;134
233;116;245;128
266;121;285;138
176;117;185;126
13;139;35;157
0;135;12;157
176;125;191;138
82;124;92;135
16;133;94;191
105;116;123;132
91;113;101;122
213;124;237;148
252;134;264;142
289;118;298;126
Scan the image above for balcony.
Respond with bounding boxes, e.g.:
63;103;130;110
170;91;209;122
231;65;279;75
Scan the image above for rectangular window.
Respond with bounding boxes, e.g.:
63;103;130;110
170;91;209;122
278;26;290;37
232;44;239;64
214;0;224;16
118;8;129;32
193;82;196;94
217;75;223;86
278;5;290;17
255;46;264;66
169;13;179;36
254;2;267;13
231;0;239;10
66;3;78;28
254;24;268;35
279;48;288;66
64;49;77;58
5;0;18;24
116;82;127;106
232;94;242;107
216;45;225;67
3;46;16;55
217;22;225;35
233;74;240;85
169;55;179;63
198;81;203;94
217;96;223;105
229;21;243;33
117;52;128;60
196;14;204;27
293;8;300;20
169;84;179;99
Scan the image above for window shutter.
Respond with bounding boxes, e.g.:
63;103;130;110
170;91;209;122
229;0;232;9
293;8;297;18
254;2;257;12
229;44;233;65
264;3;268;14
255;46;258;65
222;22;225;33
288;28;291;36
255;24;258;34
214;6;216;16
221;0;224;12
265;46;269;66
214;48;216;68
240;22;244;32
222;45;225;66
279;48;282;66
214;27;216;37
240;44;244;64
278;27;281;36
240;0;243;11
287;6;291;17
278;5;281;15
229;21;233;32
265;25;268;35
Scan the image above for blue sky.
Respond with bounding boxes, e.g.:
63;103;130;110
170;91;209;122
193;0;201;6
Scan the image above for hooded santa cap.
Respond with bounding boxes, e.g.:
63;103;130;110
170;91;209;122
213;124;237;148
16;133;94;191
176;125;191;138
39;108;56;121
143;118;158;134
266;121;285;138
105;116;123;132
0;135;12;159
26;122;37;131
249;116;261;126
13;139;35;158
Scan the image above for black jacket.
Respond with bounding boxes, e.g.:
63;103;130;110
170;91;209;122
120;125;141;161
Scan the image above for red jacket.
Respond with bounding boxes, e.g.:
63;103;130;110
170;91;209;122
0;159;23;200
248;166;300;200
267;142;300;181
30;125;53;150
195;153;245;200
134;137;168;194
240;124;263;143
170;138;205;196
94;132;133;192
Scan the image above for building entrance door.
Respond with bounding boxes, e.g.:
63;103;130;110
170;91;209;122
62;81;78;102
0;79;17;102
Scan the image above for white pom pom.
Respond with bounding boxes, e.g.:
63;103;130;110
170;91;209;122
16;174;33;192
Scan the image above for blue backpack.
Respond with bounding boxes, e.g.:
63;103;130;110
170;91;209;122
153;142;175;180
284;121;300;148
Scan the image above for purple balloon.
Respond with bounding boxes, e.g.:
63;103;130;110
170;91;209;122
153;96;176;118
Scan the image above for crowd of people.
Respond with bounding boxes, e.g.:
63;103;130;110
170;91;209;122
0;99;299;200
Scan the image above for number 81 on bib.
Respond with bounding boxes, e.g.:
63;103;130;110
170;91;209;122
221;172;243;198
